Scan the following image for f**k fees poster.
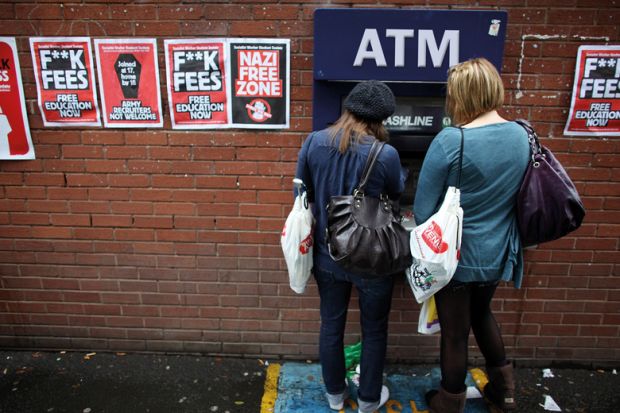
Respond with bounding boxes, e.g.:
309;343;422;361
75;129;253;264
0;37;34;159
30;37;101;127
564;45;620;136
229;39;290;129
94;39;163;128
164;39;228;129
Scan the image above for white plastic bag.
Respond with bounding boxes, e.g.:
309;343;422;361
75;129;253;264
281;179;314;294
407;187;463;303
417;295;440;335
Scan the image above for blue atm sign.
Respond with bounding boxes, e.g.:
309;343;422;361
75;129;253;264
314;9;507;82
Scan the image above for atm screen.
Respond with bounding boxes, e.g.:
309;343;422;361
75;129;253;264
386;96;448;136
385;97;448;212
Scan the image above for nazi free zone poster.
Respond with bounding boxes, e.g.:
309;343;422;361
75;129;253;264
30;37;101;127
229;39;290;129
94;39;163;128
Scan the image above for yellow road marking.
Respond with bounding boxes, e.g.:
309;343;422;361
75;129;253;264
260;363;281;413
470;367;504;413
259;364;489;413
470;367;489;392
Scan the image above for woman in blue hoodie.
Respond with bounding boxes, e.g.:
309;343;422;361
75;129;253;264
415;58;530;413
295;80;404;413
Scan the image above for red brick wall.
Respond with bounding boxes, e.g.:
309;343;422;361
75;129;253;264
0;1;618;364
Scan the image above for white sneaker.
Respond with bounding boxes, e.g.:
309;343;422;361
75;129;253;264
358;385;389;413
326;383;350;410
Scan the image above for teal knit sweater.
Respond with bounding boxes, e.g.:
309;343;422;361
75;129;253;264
413;122;530;288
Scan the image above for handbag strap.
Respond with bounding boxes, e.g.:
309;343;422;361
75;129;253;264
515;118;542;160
457;128;465;189
355;141;385;195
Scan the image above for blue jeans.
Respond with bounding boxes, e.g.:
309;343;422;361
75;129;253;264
314;266;394;403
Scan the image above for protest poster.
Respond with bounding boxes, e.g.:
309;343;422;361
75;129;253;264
564;45;620;136
30;37;101;127
164;39;229;129
229;39;290;129
94;39;162;128
0;37;34;159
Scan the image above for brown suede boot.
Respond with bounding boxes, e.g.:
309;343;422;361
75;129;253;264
425;386;466;413
484;363;517;411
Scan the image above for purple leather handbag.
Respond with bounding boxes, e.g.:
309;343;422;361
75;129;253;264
516;120;585;247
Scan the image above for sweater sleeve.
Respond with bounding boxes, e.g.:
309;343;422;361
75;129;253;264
413;134;450;224
381;144;405;199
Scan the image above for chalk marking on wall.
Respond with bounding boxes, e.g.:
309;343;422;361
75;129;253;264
516;34;610;100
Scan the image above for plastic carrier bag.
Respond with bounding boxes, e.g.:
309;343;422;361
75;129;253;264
417;295;440;335
406;187;463;303
281;178;314;294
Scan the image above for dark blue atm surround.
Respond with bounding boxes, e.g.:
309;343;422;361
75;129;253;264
312;8;508;133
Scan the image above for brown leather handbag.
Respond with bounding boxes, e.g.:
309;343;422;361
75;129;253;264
326;141;412;276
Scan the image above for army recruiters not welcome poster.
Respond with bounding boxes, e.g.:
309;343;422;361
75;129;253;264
94;38;163;128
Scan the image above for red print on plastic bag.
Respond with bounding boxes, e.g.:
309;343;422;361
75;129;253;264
299;230;313;254
422;221;448;254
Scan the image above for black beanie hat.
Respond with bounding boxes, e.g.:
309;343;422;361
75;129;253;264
343;80;396;121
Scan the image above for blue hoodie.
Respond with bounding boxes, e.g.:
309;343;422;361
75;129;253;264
295;128;405;276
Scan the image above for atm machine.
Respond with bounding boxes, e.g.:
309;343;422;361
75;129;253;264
313;8;508;215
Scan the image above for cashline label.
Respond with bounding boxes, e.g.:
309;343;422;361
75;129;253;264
385;103;446;135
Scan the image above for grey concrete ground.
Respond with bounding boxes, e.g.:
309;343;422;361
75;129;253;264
0;350;619;412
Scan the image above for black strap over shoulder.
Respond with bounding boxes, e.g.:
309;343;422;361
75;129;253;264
356;141;385;194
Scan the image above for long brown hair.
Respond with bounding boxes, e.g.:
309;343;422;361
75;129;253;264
328;110;389;153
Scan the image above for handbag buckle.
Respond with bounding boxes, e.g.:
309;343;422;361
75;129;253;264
380;194;391;212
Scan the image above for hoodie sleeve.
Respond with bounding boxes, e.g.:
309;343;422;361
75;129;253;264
294;133;314;201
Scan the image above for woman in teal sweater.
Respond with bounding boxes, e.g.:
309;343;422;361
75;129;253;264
414;58;530;413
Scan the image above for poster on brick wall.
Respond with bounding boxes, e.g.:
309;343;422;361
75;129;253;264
94;39;163;128
164;39;229;129
0;37;34;160
229;39;290;129
29;37;101;127
564;45;620;136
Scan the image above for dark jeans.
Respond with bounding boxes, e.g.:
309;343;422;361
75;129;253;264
314;266;394;403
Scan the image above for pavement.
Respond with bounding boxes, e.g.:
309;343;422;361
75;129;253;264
0;350;619;413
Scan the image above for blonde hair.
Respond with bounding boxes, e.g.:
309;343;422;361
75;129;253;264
328;110;389;153
445;58;504;126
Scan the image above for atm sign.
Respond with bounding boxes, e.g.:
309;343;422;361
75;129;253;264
314;8;507;82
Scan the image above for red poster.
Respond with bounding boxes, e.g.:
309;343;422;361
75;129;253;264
164;39;229;129
94;39;162;128
564;45;620;136
229;39;290;129
29;37;101;127
0;37;34;159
